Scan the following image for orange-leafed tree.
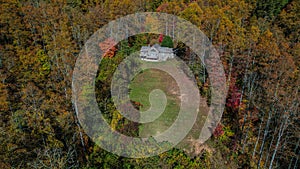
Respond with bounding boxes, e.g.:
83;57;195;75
99;38;117;58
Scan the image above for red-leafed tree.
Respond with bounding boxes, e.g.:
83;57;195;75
99;38;117;58
158;34;164;43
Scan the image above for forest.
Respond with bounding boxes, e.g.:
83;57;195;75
0;0;299;168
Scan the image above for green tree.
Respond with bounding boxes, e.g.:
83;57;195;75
161;35;174;48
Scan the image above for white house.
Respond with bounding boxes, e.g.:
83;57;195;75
140;44;174;61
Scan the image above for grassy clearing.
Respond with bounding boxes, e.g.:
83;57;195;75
129;68;181;137
129;60;210;157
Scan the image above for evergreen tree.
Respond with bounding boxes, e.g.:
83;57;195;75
161;35;174;48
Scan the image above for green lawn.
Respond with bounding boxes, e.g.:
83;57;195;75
128;60;209;157
129;68;181;137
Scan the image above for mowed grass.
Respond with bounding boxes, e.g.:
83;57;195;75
129;68;181;137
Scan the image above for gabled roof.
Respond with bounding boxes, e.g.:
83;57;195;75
141;44;173;54
147;54;158;59
152;44;161;49
158;47;173;53
141;46;149;52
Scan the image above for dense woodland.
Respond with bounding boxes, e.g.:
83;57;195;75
0;0;299;168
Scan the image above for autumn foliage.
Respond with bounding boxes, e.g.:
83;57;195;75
0;0;299;168
99;38;117;58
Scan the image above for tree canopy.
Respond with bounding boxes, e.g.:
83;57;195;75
0;0;299;168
